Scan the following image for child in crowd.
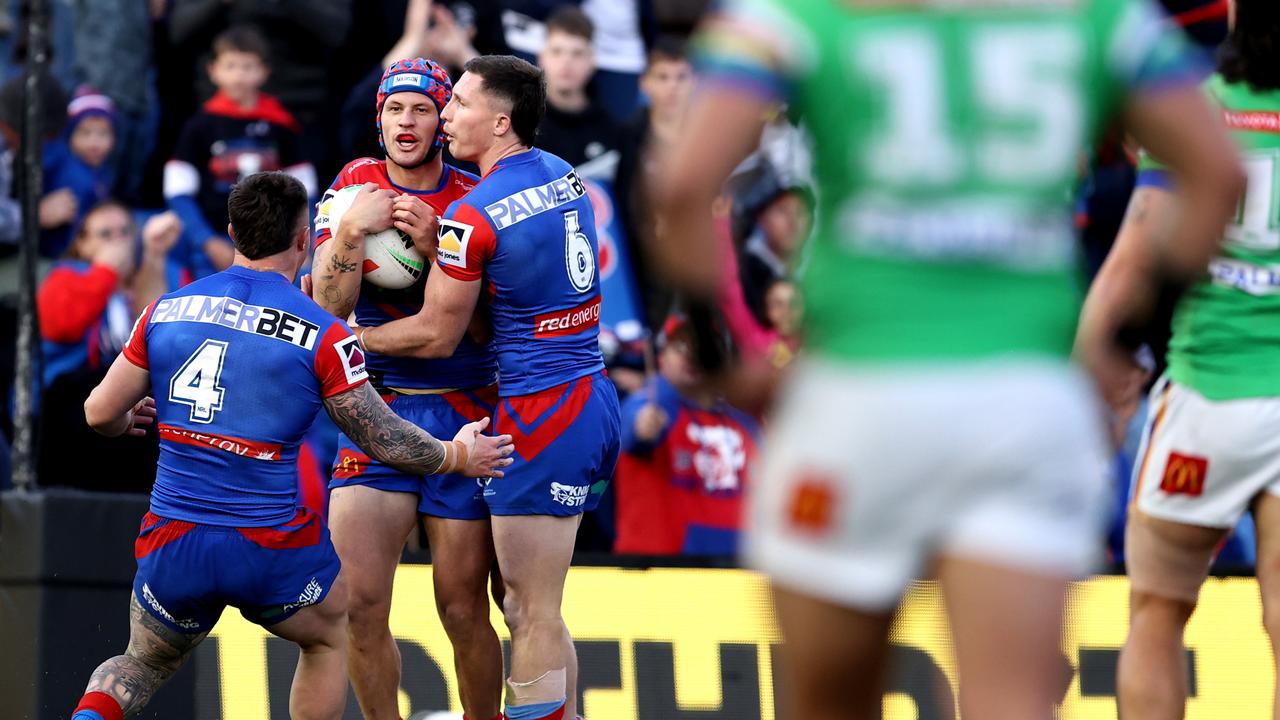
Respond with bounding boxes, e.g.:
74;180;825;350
164;26;316;279
739;183;812;327
614;316;761;556
40;88;116;258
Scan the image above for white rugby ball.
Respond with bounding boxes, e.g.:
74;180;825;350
321;184;425;289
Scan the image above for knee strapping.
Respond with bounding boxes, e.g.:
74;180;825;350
1125;517;1216;603
506;667;567;707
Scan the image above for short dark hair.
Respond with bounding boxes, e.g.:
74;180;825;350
227;172;308;260
647;35;688;68
1217;0;1280;91
212;26;269;63
463;55;545;146
546;7;594;42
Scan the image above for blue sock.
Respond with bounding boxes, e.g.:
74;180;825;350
505;698;566;720
71;712;105;720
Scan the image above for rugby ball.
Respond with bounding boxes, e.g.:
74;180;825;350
321;184;425;289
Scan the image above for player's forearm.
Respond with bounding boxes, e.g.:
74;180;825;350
323;383;449;474
312;227;364;320
1077;191;1164;350
652;89;768;297
651;190;723;298
360;313;456;359
84;385;134;437
1161;167;1244;278
84;402;132;437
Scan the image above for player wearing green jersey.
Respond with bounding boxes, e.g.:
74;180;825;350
655;1;1244;719
1082;3;1280;718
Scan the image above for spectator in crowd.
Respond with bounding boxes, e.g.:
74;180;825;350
616;35;693;332
581;0;655;123
492;0;567;62
71;0;158;205
39;204;182;387
738;182;811;327
338;0;480;163
614;315;761;556
40;87;116;258
711;194;801;415
167;0;352;176
763;278;800;353
164;26;316;279
535;6;623;169
36;202;181;491
0;70;67;264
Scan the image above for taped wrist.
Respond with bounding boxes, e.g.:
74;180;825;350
435;438;469;474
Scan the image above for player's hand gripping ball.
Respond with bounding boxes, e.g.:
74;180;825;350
322;184;425;289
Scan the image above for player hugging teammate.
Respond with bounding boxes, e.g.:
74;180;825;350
69;171;512;720
310;58;509;720
360;55;621;720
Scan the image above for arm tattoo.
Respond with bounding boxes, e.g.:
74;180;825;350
328;254;359;273
321;284;344;305
324;382;447;475
84;596;207;716
342;239;358;251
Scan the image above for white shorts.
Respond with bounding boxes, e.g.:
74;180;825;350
1131;375;1280;528
745;357;1112;612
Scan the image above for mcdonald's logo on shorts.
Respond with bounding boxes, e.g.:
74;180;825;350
787;472;838;535
332;448;370;479
1160;452;1208;497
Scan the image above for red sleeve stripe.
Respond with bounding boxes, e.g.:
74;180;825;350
122;301;157;369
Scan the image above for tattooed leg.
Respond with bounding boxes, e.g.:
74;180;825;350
82;595;208;717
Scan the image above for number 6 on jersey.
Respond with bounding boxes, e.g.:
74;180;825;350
170;339;229;423
564;210;595;293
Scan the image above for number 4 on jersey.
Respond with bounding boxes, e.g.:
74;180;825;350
170;340;228;423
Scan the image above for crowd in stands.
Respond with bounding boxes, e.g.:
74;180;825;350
0;0;1250;564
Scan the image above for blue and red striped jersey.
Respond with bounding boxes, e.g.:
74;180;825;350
123;266;367;526
315;158;496;391
435;148;604;396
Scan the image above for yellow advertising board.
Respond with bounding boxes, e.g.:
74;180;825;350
204;567;1271;719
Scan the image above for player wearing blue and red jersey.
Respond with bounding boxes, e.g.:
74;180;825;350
309;58;507;720
363;55;621;720
69;172;512;720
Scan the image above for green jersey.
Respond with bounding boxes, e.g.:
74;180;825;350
695;0;1197;363
1141;75;1280;400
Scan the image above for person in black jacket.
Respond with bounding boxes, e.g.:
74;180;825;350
535;7;623;169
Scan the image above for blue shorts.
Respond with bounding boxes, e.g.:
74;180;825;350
132;508;341;634
328;387;497;520
489;371;621;516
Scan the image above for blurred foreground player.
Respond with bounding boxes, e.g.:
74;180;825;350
69;172;512;720
311;58;505;720
1082;2;1280;717
361;55;621;720
656;2;1243;719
